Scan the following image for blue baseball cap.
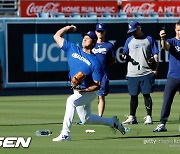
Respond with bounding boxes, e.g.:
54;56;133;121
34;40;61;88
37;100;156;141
82;31;97;41
96;23;106;31
127;21;140;33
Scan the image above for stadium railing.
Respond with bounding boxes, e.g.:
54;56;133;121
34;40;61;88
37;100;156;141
0;0;19;16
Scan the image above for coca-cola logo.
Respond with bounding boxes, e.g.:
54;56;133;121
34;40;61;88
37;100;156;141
123;3;155;14
26;2;59;16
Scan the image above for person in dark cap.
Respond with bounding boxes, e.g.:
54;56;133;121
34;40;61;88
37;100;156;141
93;23;116;117
52;25;125;141
121;21;159;125
127;21;140;33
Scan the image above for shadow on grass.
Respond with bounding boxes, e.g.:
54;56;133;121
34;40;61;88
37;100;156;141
81;134;180;141
153;120;180;124
0;122;63;126
116;134;180;139
0;121;84;127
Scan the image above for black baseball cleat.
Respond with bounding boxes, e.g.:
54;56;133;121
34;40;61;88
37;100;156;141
112;116;126;135
153;124;167;132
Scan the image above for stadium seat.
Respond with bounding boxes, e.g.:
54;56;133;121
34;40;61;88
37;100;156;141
52;12;65;18
102;12;113;18
70;13;81;18
164;12;174;17
116;11;127;18
37;12;50;18
149;12;159;18
133;12;144;18
86;12;97;18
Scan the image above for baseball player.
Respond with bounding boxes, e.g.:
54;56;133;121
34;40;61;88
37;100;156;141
93;23;116;117
52;25;125;141
153;20;180;132
122;21;159;125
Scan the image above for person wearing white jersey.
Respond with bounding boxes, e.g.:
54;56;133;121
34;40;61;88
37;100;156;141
122;21;159;125
52;25;125;141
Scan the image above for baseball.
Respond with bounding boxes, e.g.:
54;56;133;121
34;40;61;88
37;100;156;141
71;26;77;32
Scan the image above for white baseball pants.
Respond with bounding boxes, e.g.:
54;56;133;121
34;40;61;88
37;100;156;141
61;90;114;136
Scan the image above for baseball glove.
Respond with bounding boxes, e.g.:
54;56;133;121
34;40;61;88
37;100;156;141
121;53;139;65
147;57;157;70
71;72;86;89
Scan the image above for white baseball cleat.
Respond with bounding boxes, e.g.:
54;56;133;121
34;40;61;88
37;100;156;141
144;115;153;125
112;116;126;135
122;115;138;125
52;134;71;142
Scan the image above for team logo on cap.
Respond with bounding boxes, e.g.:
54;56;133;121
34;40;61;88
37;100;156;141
129;25;132;29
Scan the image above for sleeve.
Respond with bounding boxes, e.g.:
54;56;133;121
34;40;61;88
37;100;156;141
110;43;116;58
61;39;76;53
166;38;177;54
123;36;133;54
166;38;172;44
166;38;173;51
147;36;159;55
106;43;116;61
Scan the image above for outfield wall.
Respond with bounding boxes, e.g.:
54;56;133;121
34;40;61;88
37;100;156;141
0;17;179;91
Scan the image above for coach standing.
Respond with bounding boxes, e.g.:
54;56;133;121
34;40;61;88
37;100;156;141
153;20;180;132
122;21;159;125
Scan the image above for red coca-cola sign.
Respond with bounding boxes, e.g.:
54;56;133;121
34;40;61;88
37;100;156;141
122;1;180;15
123;3;155;14
21;0;118;17
26;2;59;16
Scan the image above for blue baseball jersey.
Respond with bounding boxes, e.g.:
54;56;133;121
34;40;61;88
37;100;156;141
61;39;103;89
123;35;159;77
166;38;180;79
92;42;115;73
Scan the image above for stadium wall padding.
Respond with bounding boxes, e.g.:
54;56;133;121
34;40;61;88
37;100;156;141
0;18;178;89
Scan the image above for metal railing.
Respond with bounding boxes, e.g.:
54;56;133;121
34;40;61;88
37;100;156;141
0;0;19;15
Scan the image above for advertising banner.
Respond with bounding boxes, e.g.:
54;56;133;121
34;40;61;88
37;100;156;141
122;1;180;15
6;21;172;87
20;0;118;17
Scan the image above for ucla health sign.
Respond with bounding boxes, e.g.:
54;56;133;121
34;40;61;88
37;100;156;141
23;33;81;72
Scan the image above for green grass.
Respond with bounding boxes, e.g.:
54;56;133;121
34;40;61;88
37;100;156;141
0;92;180;154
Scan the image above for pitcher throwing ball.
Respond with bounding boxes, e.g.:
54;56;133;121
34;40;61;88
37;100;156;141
52;25;125;141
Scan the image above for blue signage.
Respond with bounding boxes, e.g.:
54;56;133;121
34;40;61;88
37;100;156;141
23;34;82;72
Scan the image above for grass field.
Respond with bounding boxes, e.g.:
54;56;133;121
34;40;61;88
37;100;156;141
0;92;180;154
